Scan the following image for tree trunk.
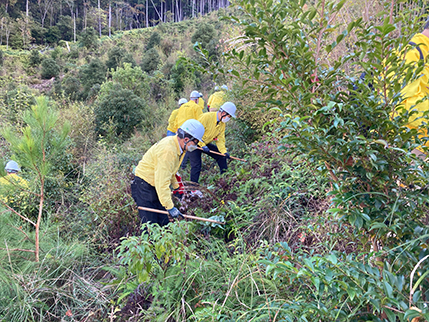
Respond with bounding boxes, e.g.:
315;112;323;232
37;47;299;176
26;0;29;16
35;182;44;262
98;0;102;36
146;0;149;27
73;12;76;42
109;2;111;37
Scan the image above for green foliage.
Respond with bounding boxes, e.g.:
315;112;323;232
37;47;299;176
29;49;41;67
44;26;61;44
146;31;161;50
140;47;160;74
259;241;429;321
0;214;111;322
62;75;81;100
56;15;73;41
41;58;60;79
94;83;150;140
79;27;99;49
1;85;36;127
106;46;126;71
78;58;106;99
171;59;194;94
191;22;219;59
104;62;150;98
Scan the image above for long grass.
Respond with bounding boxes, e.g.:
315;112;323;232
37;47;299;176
0;210;114;321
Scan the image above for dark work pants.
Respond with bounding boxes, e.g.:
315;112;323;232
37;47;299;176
189;143;227;183
131;176;170;227
181;151;190;169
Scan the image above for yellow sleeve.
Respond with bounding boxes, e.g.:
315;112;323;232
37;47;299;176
153;149;176;210
167;109;179;132
216;125;227;154
194;105;203;120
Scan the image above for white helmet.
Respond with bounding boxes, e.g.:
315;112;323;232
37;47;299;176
214;86;219;91
190;91;200;99
180;119;205;142
178;98;187;106
221;85;228;91
219;102;237;118
5;160;20;172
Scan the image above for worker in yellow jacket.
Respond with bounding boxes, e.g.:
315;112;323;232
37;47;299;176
188;102;237;184
175;91;203;130
0;160;29;205
207;85;228;112
198;92;206;112
394;23;429;156
131;119;205;226
167;98;187;136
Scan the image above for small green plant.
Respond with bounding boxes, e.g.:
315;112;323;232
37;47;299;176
140;47;160;74
1;96;70;262
41;58;60;79
146;31;161;50
29;49;41;67
78;58;106;99
79;27;99;49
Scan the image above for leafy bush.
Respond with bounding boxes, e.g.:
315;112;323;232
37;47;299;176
191;22;219;59
171;59;194;94
79;27;98;49
106;46;126;71
29;49;41;67
56;15;73;41
41;58;60;79
94;83;150;140
146;31;161;50
44;26;61;44
78;58;106;99
140;48;160;74
106;63;150;98
62;75;81;100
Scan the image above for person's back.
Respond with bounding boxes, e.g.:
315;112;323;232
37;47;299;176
208;91;226;112
0;161;29;204
175;100;203;129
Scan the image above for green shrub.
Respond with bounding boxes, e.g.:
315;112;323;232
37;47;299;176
146;31;161;50
29;49;41;67
41;58;60;79
140;48;160;74
191;22;219;59
94;83;150;140
78;58;106;98
44;26;61;44
31;25;45;44
56;15;73;41
79;27;98;49
62;75;81;100
105;63;150;98
171;59;194;94
106;46;126;71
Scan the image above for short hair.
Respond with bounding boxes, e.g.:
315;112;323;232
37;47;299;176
424;20;429;30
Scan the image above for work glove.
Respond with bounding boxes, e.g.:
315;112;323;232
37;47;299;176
168;207;184;219
224;152;230;159
202;146;210;153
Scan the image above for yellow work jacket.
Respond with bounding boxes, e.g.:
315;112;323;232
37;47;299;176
399;33;429;130
167;109;179;132
198;97;205;112
0;174;29;204
175;100;203;130
134;136;185;210
198;112;227;154
207;91;226;112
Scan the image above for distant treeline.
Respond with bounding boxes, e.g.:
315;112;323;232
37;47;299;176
0;0;229;48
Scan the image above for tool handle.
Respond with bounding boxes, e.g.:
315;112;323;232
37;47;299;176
197;147;247;162
138;206;225;225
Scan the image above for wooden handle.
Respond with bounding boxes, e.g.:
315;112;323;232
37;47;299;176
138;206;225;225
197;147;247;162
